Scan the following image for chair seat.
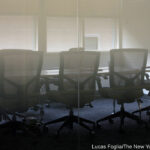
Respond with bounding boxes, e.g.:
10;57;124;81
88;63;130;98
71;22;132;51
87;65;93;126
47;90;95;108
99;87;143;104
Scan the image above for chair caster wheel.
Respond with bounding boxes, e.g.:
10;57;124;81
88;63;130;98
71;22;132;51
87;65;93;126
96;123;102;129
109;119;114;124
43;126;48;134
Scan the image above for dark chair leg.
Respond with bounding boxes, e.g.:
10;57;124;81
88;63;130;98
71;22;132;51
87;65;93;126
97;111;121;124
44;108;94;134
45;116;68;126
133;106;150;114
97;104;145;130
74;119;93;132
73;115;95;130
74;116;95;125
119;115;125;132
57;120;70;135
124;111;146;125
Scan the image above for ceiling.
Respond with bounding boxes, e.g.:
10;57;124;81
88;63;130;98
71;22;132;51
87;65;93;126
0;0;120;17
0;0;149;17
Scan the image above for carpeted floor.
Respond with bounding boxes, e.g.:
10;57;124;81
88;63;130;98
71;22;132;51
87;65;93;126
1;96;150;150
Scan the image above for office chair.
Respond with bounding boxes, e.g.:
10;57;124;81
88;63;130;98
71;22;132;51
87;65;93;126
42;49;84;97
43;51;100;135
96;48;148;131
0;49;43;134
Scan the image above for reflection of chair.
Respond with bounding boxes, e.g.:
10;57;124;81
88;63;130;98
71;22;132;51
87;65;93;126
0;49;43;134
44;51;100;135
97;49;148;131
133;72;150;116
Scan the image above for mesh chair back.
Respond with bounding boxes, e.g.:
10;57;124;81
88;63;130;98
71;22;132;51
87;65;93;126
0;50;43;97
110;49;148;88
58;51;99;108
60;51;100;92
59;51;100;106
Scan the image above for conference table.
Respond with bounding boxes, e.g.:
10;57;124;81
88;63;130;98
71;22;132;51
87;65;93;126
41;66;150;78
40;66;150;99
41;67;109;78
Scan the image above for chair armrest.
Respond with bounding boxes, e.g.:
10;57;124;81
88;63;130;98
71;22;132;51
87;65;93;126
143;73;150;91
95;76;102;89
145;73;150;80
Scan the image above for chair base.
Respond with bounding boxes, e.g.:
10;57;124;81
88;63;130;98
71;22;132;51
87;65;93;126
44;109;95;135
97;104;146;131
133;105;150;114
0;121;39;136
0;113;41;136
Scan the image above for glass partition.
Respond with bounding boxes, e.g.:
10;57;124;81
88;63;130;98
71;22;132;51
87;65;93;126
0;16;37;50
1;0;150;149
84;17;117;51
0;0;39;50
47;17;78;52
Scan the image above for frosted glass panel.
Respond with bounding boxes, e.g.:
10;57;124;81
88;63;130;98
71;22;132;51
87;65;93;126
84;18;117;51
0;16;36;50
47;17;78;52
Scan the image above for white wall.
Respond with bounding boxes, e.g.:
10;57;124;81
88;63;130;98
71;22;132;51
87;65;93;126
122;0;150;50
1;0;150;65
0;0;120;17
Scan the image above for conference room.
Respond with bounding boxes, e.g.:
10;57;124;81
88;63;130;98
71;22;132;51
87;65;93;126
0;0;150;150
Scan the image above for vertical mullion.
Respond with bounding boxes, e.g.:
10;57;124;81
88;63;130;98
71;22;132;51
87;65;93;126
119;0;123;49
38;0;47;52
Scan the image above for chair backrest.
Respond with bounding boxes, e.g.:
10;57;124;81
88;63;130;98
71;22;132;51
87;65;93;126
0;49;43;98
59;51;100;107
109;49;148;88
60;51;100;91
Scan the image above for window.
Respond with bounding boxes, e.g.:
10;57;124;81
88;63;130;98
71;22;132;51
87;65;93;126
0;16;37;50
47;17;78;52
84;17;117;51
47;17;117;52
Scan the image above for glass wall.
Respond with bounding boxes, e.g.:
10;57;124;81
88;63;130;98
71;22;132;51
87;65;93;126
84;17;117;51
0;0;120;52
1;1;150;148
0;0;39;50
47;17;78;52
0;16;37;50
0;0;122;141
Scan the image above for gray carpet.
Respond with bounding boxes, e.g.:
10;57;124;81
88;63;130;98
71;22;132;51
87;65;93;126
1;96;150;150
